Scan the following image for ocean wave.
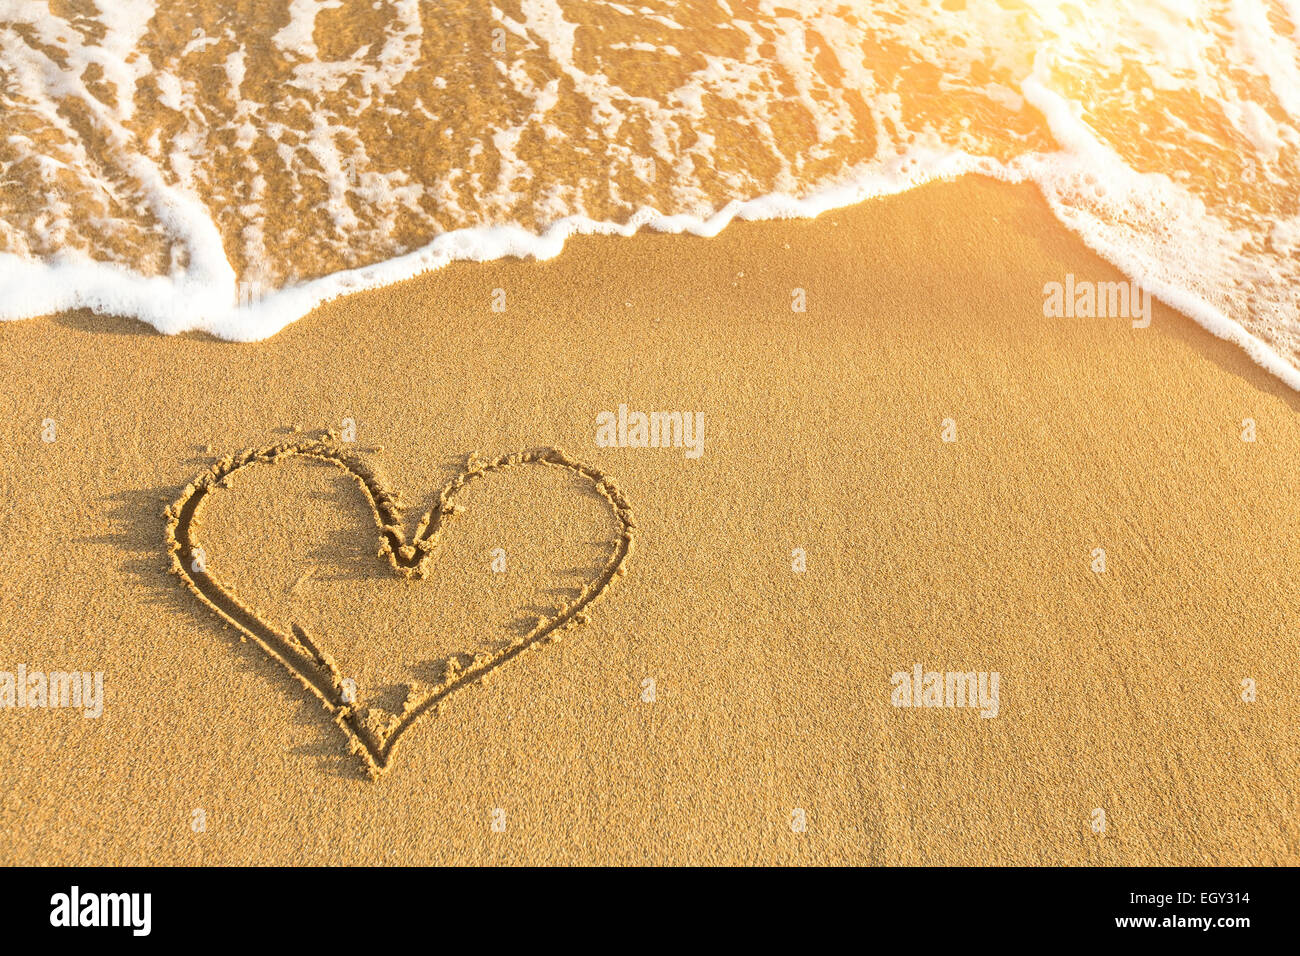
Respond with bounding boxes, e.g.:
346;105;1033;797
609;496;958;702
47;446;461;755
2;0;1299;387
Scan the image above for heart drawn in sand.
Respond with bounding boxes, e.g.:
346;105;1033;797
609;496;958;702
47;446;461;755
164;439;635;777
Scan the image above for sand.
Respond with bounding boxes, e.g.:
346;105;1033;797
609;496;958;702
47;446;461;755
0;175;1296;865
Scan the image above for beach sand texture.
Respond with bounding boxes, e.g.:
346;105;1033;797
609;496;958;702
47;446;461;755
0;177;1296;865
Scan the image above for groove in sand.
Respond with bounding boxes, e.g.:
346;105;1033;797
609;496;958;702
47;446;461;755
164;438;637;778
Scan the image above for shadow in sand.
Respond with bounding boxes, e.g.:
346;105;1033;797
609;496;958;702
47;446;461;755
84;444;627;780
993;174;1300;414
50;308;232;342
302;478;397;584
81;483;374;781
1150;308;1300;415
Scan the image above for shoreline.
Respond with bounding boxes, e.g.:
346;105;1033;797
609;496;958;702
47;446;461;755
5;166;1299;400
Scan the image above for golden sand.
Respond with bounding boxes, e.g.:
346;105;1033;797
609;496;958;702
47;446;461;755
0;176;1296;864
164;440;635;776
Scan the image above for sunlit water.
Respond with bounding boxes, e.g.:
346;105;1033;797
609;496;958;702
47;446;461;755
2;0;1298;384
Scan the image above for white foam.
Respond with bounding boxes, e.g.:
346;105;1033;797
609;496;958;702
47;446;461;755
3;0;1300;397
1013;69;1300;392
0;146;993;341
6;110;1298;404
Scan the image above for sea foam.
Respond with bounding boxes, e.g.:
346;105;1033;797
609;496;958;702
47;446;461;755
1;0;1299;389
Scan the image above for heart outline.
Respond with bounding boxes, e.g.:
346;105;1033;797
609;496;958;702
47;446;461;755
164;439;636;778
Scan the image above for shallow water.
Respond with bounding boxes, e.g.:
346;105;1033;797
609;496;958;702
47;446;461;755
1;1;1298;383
